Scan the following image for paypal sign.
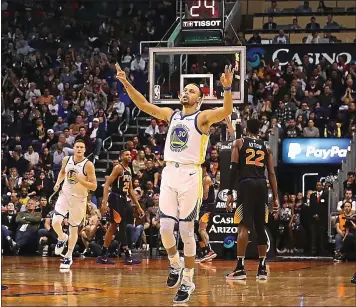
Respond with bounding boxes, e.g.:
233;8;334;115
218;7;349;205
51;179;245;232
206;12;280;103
282;138;351;164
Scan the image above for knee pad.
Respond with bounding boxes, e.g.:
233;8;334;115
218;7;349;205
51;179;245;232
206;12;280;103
179;221;196;257
159;218;177;249
255;225;267;246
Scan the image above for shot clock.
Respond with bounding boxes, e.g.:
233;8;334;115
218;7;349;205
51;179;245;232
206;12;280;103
182;0;225;30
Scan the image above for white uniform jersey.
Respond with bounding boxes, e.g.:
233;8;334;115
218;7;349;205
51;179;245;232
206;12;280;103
61;156;89;199
164;110;209;165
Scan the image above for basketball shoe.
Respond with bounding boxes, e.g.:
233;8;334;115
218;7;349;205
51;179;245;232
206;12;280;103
167;257;184;288
55;234;68;256
173;269;195;303
59;257;73;269
351;271;356;284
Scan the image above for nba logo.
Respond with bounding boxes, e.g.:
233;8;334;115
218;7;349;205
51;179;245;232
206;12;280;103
154;85;160;100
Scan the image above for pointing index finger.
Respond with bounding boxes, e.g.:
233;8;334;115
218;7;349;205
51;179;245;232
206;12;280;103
115;63;122;73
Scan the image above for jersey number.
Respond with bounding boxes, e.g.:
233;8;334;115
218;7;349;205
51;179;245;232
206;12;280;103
123;182;130;193
246;149;265;167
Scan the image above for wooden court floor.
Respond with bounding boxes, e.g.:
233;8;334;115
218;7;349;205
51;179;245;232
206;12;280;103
1;256;355;306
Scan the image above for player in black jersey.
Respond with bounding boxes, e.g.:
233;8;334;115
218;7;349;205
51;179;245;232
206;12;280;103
195;161;217;263
97;150;144;265
226;119;279;281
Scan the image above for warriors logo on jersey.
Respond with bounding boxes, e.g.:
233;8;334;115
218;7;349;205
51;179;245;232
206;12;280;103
67;169;79;185
170;124;190;152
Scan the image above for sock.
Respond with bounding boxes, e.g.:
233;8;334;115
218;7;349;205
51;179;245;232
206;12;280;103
207;243;212;252
182;268;194;285
168;252;181;268
101;246;108;256
259;257;266;267
236;256;245;269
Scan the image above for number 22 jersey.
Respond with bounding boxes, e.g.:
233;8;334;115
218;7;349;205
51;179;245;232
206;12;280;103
238;137;269;180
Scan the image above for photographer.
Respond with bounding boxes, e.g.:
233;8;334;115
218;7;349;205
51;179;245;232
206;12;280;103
80;216;119;257
334;202;356;261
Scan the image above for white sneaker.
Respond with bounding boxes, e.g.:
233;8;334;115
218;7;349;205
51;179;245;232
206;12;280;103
55;234;68;256
59;257;73;269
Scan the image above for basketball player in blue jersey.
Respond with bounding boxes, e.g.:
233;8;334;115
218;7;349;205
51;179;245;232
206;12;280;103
52;139;97;269
116;63;233;303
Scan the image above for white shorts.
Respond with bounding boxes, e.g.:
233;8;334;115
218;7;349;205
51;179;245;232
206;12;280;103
55;192;87;227
159;163;203;222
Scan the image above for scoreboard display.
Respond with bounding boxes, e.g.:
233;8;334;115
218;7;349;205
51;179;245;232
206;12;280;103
181;0;225;31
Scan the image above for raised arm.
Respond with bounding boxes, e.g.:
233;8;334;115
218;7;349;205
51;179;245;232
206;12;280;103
198;65;234;132
115;63;173;121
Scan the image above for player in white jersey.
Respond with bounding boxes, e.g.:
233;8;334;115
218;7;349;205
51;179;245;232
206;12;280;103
116;63;233;303
52;139;97;269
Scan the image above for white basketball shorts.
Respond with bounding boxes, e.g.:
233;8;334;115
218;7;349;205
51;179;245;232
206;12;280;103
159;163;203;222
55;192;87;227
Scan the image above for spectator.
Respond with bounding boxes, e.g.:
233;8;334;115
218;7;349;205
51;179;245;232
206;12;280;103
273;30;290;44
324;14;340;29
284;119;302;138
133;150;147;175
15;198;41;255
75;126;92;152
303;119;320;137
24;145;39;166
266;1;281;14
1;202;17;252
130;54;146;72
145;119;159;138
306;17;321;30
89;118;107;160
306;32;321;44
263;16;277;30
343;172;356;197
296;1;313;13
247;32;262;44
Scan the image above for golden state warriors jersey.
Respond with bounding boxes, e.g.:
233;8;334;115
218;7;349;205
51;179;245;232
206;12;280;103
164;111;209;165
62;156;89;199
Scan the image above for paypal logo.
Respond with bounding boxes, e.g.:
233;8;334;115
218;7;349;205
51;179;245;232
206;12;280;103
283;139;351;164
288;143;302;159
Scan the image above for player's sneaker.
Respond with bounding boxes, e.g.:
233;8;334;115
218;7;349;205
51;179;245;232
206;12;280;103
167;260;184;288
124;256;141;265
173;281;195;304
200;250;217;263
55;234;68;256
59;257;73;269
351;271;356;284
96;255;116;264
256;265;268;280
226;267;247;280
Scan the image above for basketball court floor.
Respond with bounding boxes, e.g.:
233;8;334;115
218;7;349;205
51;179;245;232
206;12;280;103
1;256;355;306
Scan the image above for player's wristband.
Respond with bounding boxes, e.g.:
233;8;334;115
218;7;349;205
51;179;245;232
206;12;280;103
223;87;232;91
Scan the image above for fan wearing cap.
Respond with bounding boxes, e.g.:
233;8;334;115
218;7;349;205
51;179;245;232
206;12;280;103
115;63;233;303
89;118;107;160
42;129;58;150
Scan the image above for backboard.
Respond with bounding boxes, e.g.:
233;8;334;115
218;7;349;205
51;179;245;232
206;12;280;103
149;46;246;105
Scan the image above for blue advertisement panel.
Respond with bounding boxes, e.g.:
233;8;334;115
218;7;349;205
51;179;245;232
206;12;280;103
282;138;351;164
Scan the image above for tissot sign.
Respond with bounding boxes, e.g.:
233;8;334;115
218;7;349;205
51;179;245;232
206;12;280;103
182;19;222;29
247;44;356;68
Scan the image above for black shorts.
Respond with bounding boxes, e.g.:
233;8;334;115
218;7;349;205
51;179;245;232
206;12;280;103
234;178;268;228
108;192;130;224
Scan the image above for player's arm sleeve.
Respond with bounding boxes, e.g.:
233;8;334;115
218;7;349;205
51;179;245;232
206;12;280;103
228;141;240;194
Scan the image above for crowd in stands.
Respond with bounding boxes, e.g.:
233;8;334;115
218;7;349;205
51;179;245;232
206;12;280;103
1;0;356;261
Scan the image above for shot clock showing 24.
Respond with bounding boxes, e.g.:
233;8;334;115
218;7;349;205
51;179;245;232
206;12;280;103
182;0;225;30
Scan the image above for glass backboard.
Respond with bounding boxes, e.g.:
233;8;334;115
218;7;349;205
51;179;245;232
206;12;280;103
149;46;246;105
